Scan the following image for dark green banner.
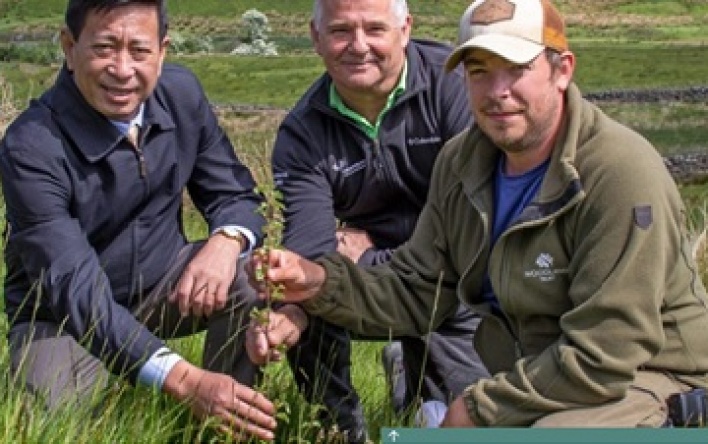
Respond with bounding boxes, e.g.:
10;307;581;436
380;428;707;443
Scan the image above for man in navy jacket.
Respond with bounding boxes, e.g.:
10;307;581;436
0;0;275;440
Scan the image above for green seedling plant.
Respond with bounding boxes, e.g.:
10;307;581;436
250;181;285;333
249;180;293;440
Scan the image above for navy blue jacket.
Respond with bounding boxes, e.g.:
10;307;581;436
0;64;264;381
272;39;472;263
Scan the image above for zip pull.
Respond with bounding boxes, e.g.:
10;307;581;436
136;149;147;178
372;139;383;169
125;124;147;178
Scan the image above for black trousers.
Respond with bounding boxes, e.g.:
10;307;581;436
286;303;489;431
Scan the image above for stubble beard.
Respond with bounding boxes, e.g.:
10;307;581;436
483;96;560;156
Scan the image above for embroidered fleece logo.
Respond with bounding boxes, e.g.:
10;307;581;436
471;0;516;25
524;252;568;282
536;253;553;268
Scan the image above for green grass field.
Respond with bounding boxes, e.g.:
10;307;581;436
0;1;707;442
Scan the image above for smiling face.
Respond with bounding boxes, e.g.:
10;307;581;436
311;0;411;100
463;48;574;158
61;4;169;122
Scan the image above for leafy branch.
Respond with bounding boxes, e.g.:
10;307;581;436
250;182;286;355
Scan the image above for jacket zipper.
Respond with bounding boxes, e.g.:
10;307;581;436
128;129;148;178
461;197;524;359
371;138;385;173
481;203;524;360
495;208;573;359
134;147;147;178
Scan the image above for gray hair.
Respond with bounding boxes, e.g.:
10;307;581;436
312;0;408;30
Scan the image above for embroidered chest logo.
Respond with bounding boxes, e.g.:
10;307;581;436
471;0;516;25
524;252;567;282
408;135;442;146
331;158;366;177
331;159;347;172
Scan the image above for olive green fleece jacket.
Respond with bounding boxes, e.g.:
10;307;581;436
302;83;708;426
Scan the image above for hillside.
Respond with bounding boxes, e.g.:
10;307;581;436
1;1;706;175
0;0;706;175
1;0;707;45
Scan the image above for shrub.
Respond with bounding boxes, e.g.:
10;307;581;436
169;32;214;55
0;42;63;65
231;9;278;56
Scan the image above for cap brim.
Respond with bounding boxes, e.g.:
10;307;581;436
445;34;545;72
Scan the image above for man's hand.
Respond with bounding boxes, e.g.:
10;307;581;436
163;360;276;441
246;304;309;365
336;227;373;263
441;395;477;427
169;234;244;318
249;249;326;303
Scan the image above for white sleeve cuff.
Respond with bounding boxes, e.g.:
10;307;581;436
211;225;256;258
137;347;184;388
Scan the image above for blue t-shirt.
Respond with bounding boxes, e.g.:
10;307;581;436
482;155;550;308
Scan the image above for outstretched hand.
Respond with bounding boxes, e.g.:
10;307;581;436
248;248;326;304
163;361;277;441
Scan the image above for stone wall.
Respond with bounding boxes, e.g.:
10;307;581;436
213;85;708;185
585;86;708;185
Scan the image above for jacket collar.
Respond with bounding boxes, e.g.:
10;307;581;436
44;65;176;163
398;39;430;100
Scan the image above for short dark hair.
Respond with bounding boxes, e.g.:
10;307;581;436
65;0;168;40
544;48;563;72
